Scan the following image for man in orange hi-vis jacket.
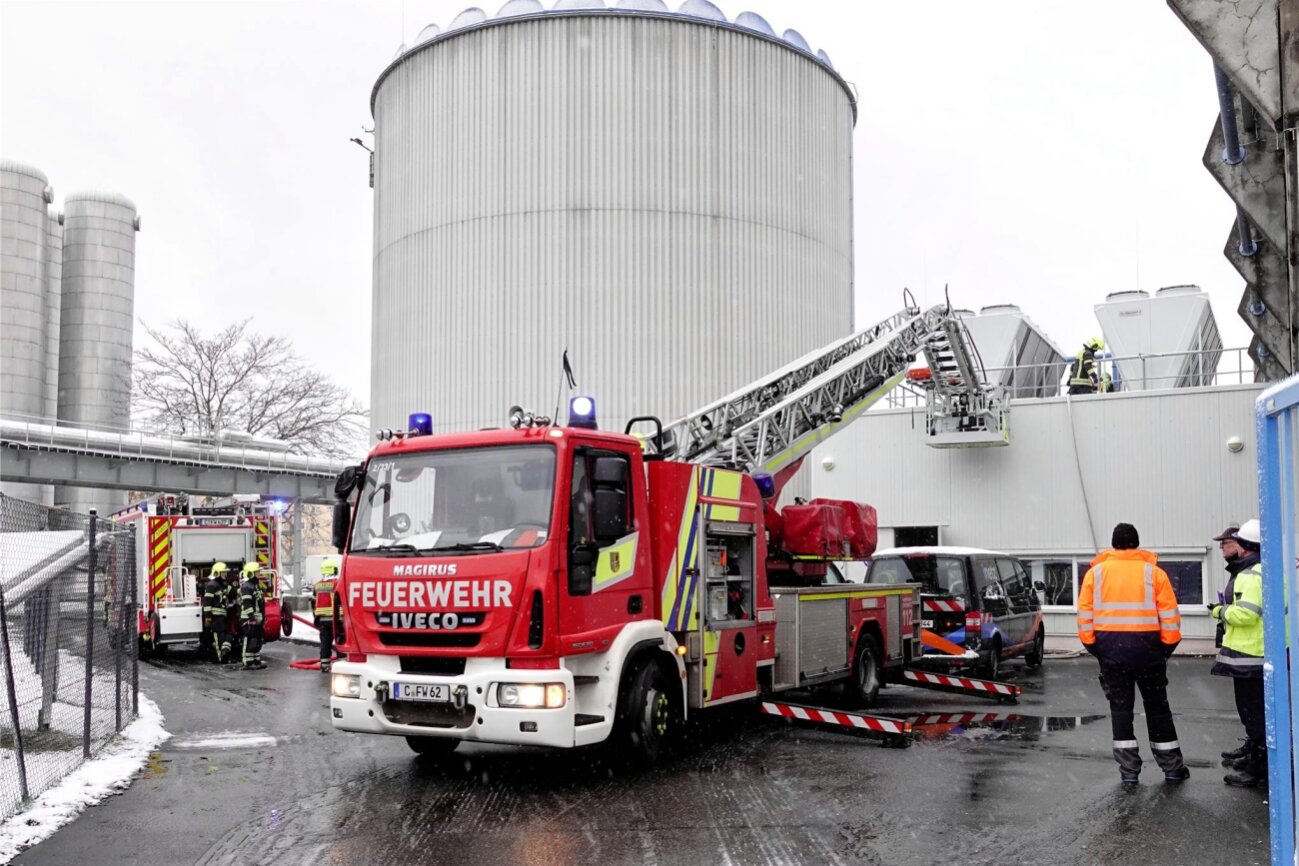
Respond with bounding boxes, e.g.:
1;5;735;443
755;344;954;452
1077;522;1188;786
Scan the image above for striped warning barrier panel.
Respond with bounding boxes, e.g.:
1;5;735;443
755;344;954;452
760;701;911;736
901;669;1021;701
922;598;963;612
907;711;1022;726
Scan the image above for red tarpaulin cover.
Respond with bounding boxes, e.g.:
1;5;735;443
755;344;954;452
778;499;878;559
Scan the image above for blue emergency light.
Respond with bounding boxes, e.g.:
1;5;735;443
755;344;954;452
568;396;597;429
268;499;287;514
408;413;434;436
752;472;776;500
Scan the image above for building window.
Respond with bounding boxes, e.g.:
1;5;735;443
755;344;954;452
1026;559;1075;607
893;526;939;547
1160;560;1204;605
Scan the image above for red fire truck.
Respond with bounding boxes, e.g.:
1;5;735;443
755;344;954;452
327;303;1009;761
110;493;292;656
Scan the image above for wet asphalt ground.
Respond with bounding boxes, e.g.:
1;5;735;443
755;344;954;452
14;645;1269;866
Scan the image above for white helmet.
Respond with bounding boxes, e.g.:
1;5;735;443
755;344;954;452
1237;518;1261;545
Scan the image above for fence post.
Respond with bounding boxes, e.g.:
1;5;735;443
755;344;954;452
83;509;97;759
0;583;30;802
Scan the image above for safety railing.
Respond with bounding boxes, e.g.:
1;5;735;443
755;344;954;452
1256;375;1299;866
882;346;1256;409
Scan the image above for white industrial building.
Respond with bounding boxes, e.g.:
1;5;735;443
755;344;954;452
811;287;1257;653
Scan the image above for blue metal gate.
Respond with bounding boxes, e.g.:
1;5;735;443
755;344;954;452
1257;377;1299;865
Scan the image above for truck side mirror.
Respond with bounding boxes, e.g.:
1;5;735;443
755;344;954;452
569;544;596;596
334;465;363;499
331;500;351;552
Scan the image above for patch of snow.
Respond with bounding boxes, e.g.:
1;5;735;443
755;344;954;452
0;695;170;864
172;732;276;750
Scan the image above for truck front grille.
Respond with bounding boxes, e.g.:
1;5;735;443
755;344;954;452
382;699;475;729
377;632;480;648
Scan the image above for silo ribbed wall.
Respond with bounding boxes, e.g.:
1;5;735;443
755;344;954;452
370;12;855;438
1;160;55;503
56;191;137;515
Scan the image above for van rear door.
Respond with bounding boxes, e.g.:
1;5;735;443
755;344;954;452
866;554;967;647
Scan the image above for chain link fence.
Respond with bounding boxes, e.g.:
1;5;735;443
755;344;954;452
0;494;138;820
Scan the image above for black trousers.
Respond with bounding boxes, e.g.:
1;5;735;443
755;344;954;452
1234;676;1266;746
241;622;264;665
317;620;334;662
209;614;230;661
1098;657;1185;775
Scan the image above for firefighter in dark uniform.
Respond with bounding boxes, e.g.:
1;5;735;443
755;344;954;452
202;562;234;663
239;562;268;670
1068;337;1105;395
314;561;339;673
222;565;241;661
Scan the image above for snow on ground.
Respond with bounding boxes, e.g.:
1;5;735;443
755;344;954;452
0;695;170;865
172;732;276;750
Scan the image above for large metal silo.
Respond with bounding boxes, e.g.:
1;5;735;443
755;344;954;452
0;159;57;503
368;4;856;441
56;191;139;515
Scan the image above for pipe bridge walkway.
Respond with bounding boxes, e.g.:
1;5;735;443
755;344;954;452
0;416;348;503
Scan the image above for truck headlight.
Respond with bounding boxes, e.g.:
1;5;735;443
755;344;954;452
331;674;361;698
497;682;566;708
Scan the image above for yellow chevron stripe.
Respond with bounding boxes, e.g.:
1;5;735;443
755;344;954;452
702;630;720;704
703;468;743;521
660;466;700;629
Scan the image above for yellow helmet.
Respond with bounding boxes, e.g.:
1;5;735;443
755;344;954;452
242;562;260;576
1085;337;1105;351
211;562;229;575
321;561;339;577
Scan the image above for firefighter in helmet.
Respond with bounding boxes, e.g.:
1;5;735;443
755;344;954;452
314;560;339;673
1068;337;1105;395
238;562;268;670
202;562;235;663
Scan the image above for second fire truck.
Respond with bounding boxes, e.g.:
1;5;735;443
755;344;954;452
111;493;293;656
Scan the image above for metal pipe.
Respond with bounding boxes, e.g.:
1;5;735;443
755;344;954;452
0;584;30;801
1237;206;1258;256
83;510;97;758
1215;64;1247;165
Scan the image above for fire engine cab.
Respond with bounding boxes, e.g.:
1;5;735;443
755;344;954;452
111;493;292;655
327;302;1010;762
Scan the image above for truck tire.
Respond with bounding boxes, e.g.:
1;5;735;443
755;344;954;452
406;736;460;757
846;634;882;708
1025;628;1045;669
280;599;294;636
615;659;678;767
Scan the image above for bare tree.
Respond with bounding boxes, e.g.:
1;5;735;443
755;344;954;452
134;319;367;458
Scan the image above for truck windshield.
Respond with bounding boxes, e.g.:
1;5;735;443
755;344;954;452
866;555;966;596
350;445;556;554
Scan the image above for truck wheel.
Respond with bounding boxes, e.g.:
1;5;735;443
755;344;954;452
1025;628;1045;669
616;660;678;767
847;634;881;708
280;599;294;636
978;638;1001;680
406;736;460;757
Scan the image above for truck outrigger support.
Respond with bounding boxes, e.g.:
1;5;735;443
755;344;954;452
899;669;1022;704
760;701;911;746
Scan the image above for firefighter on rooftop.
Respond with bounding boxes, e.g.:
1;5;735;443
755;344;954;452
1068;337;1105;395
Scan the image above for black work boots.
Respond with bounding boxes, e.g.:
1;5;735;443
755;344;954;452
1224;748;1267;788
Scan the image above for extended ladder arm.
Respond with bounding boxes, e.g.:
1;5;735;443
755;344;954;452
648;304;1003;476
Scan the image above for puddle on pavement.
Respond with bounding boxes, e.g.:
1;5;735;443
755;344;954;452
906;712;1109;742
138;751;170;779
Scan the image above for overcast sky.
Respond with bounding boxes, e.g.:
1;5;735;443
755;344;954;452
0;0;1243;409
